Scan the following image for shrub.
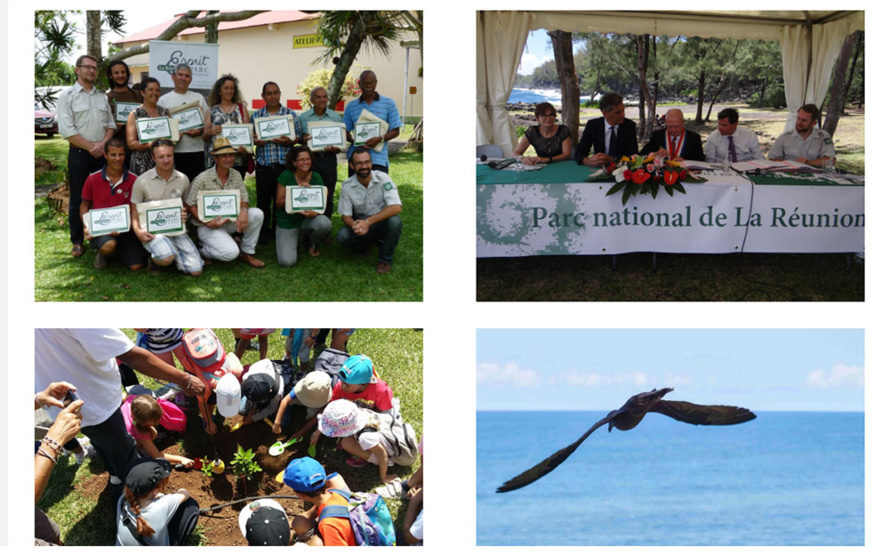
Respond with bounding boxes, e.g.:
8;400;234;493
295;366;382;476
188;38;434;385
297;68;360;101
229;445;262;484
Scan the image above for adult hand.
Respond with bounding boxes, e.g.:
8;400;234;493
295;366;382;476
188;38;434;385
185;128;202;137
520;156;539;166
136;229;154;243
655;148;669;158
795;157;809;164
83;227;93;242
183;374;205;397
211;124;222;135
272;136;291;145
46;400;84;447
89;142;105;158
205;216;226;229
37;382;77;409
364;136;383;148
236;210;248;233
297;210;318;218
180;208;189;224
351;219;369;236
255;138;266;147
406;485;422;500
586;153;612;166
237;146;248;155
324;146;340;154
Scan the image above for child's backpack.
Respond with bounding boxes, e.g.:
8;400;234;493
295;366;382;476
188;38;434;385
318;489;396;546
369;401;420;467
180;329;241;392
314;348;350;383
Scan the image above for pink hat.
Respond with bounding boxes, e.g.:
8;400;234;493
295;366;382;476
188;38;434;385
318;399;368;437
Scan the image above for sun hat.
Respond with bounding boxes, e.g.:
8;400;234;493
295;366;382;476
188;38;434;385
318;399;368;438
210;136;238;156
216;372;241;417
239;499;290;546
294;371;333;408
338;354;375;385
275;457;333;492
126;458;173;496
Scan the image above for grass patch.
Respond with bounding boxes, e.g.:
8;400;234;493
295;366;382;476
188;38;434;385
38;328;423;546
478;253;863;301
34;136;70;187
34;149;422;301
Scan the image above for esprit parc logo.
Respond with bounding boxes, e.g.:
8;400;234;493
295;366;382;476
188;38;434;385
261;119;288;135
96;210;124;226
157;52;211;76
207;197;235;213
142;121;167;136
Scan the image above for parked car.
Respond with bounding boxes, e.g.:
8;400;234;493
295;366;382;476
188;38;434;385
35;105;58;138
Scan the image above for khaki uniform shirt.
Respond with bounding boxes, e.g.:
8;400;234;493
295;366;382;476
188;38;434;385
57;82;116;142
132;167;190;203
768;128;836;163
338;171;402;218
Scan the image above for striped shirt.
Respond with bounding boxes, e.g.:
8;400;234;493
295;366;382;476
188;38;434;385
139;329;184;354
251;105;300;166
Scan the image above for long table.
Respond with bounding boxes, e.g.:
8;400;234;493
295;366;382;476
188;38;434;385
477;161;864;257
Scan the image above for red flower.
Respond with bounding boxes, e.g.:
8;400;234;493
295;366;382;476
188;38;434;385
624;170;633;181
663;171;678;186
632;168;650;184
680;170;688;180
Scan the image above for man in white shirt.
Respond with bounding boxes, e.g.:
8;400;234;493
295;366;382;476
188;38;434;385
157;64;209;182
704;108;764;164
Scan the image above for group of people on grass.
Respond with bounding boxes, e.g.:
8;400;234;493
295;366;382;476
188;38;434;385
59;55;405;275
513;93;836;168
35;328;422;546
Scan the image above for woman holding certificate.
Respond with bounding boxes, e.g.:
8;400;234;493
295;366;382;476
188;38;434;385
274;146;332;267
204;74;251;178
125;77;171;175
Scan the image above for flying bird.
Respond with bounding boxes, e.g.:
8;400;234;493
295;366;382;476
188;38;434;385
496;387;756;493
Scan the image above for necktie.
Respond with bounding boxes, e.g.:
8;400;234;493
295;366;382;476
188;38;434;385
608;126;617;157
727;135;738;163
671;136;678;159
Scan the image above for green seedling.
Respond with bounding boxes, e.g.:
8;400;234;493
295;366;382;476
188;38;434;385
230;445;262;489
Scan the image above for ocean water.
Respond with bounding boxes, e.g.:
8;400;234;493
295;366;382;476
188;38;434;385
508;88;593;105
477;411;864;545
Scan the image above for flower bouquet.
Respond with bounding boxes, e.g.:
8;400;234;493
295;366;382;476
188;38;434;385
585;155;706;206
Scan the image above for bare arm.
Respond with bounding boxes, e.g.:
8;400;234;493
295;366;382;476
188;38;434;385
117;346;205;397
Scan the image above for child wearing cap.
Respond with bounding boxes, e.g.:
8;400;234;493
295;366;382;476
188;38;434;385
239;499;293;546
276;457;356;546
116;459;199;546
318;399;401;483
238;359;286;427
271;370;333;436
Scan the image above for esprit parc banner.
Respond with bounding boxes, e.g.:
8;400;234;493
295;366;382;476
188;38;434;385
477;178;864;257
149;40;220;90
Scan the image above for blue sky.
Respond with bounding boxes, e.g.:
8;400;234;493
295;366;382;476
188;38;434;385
478;329;864;412
516;30;584;76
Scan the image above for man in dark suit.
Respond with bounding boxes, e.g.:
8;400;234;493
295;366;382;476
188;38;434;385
575;92;638;166
640;108;705;161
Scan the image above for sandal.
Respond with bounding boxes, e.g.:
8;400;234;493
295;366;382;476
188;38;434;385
309;244;320;257
71;244;84;257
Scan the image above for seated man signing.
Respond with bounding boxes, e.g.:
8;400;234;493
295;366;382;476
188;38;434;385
337;148;403;274
186;137;265;268
640;108;705;162
130;139;203;276
79;138;146;271
768;104;836;167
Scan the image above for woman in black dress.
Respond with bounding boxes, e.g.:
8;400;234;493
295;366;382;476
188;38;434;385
513;102;571;165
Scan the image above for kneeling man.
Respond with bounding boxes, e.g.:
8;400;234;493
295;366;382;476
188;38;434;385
186;138;265;268
80;138;145;270
337;148;403;274
768;104;836;167
130;139;203;276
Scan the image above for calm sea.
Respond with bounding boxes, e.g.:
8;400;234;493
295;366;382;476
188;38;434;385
477;411;864;545
508;88;593;105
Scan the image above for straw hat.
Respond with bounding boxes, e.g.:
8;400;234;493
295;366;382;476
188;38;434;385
210;136;238;155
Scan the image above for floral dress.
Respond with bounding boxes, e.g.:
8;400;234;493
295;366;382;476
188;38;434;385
524;124;571;159
208;103;248;168
131;105;171;175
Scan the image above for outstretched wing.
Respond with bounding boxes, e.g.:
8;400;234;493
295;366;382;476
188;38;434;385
649;400;756;426
496;413;613;493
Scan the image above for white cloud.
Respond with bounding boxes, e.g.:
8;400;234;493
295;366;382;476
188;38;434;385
477;362;539;387
806;364;864;389
551;371;653;387
666;372;692;386
517;53;548;76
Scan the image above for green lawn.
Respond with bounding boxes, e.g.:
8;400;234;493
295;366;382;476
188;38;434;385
34;141;422;301
38;328;423;546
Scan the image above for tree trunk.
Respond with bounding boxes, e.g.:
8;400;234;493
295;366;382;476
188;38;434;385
548;30;579;148
823;32;856;137
326;16;367;109
405;118;423;151
204;10;220;44
636;34;653;144
695;70;706;123
843;31;862;105
704;75;728;122
86;11;102;61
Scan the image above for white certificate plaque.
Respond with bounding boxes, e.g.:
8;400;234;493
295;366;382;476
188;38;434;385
307;121;347;152
254;115;295;141
138;198;186;236
285;185;327;213
135;117;179;143
171;106;204;132
221;124;254;149
84;205;131;236
353;122;382;146
197;191;241;222
114;102;140;124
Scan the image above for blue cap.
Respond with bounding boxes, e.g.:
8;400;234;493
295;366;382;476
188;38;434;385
276;457;330;492
339;355;374;384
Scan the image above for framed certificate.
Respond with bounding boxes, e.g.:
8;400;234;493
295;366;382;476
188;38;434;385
138;199;186;236
353;121;382;146
114;102;140;124
135;117;179;143
170;106;204;132
285;185;327;213
254;115;295;141
307;121;347;152
221;124;254;149
197;191;241;222
84;205;131;236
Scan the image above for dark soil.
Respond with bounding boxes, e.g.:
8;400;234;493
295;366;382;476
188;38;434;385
71;399;393;546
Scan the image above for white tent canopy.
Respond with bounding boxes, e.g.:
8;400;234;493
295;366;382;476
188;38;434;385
477;10;864;157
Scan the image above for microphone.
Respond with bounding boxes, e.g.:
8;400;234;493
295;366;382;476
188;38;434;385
488;158;518;170
480;154;488;162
